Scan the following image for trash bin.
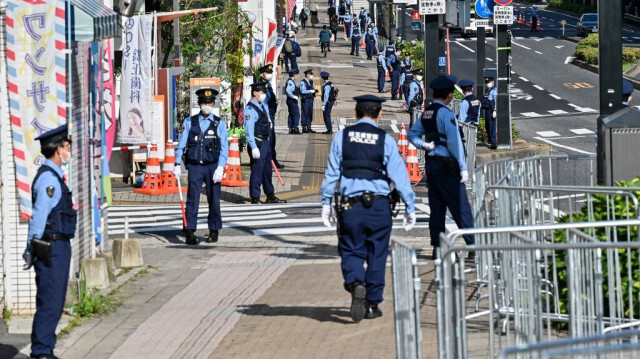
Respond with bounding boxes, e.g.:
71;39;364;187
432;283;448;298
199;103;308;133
602;106;640;185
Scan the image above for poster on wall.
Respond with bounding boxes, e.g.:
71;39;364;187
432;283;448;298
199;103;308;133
118;14;153;144
189;78;221;117
132;96;166;162
5;0;67;218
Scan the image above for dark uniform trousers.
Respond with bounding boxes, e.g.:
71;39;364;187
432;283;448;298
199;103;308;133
186;163;222;230
323;101;334;132
339;198;392;304
484;108;497;145
285;54;298;72
390;70;401;97
269;110;278;163
301;98;313;128
287;98;300;129
365;38;376;59
425;159;474;247
377;66;386;92
31;239;71;356
350;36;361;56
250;139;274;199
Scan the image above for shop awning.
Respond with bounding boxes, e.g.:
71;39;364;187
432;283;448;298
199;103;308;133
155;7;218;23
69;0;120;42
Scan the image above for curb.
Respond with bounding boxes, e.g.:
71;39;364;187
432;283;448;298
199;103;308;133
476;142;553;167
570;58;640;91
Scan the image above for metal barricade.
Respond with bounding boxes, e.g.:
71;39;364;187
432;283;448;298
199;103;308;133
473;157;513;227
436;219;640;359
459;121;478;180
391;238;423;359
505;155;597;188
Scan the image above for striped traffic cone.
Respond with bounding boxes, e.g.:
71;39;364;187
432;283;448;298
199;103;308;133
398;124;408;159
537;19;542;31
221;134;249;187
134;144;163;195
405;143;423;185
160;141;183;194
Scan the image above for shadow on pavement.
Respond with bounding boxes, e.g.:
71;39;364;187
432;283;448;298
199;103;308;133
236;304;354;324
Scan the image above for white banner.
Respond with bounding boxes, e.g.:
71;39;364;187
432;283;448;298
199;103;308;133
118;15;153;144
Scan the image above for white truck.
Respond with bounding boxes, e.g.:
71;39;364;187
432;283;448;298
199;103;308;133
461;11;494;38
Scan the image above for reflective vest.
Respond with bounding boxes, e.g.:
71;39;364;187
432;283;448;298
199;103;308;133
341;122;387;181
246;102;271;138
32;165;77;238
461;93;480;123
186;115;221;165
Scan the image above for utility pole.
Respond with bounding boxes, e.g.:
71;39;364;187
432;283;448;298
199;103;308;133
476;28;485;99
496;23;511;148
424;14;440;104
597;1;622;184
173;0;180;61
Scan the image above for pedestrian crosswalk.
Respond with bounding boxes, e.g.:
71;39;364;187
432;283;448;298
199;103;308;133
535;128;594;138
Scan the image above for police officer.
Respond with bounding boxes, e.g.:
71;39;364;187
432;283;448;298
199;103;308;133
300;69;317;133
320;95;417;322
376;46;388;93
406;69;424;127
457;79;480;126
481;75;498;149
407;76;474;258
174;88;229;244
286;68;301;134
623;78;634;107
245;82;287;204
387;47;402;100
349;18;362;56
26;124;77;359
341;11;353;40
321;71;335;134
364;26;376;60
399;51;413;92
257;64;283;169
384;40;396;60
358;7;368;31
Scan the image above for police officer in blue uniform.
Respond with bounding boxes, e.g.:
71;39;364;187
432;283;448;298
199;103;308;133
320;95;417;322
341;11;353;40
174;88;229;244
321;71;335;134
481;75;498;149
376;46;388;93
399;51;414;92
384;40;396;60
457;79;480;125
622;79;634;107
406;69;424;127
26;124;77;359
364;27;376;60
300;69;317;133
387;48;402;100
408;76;474;258
286;68;301;134
245;82;287;204
349;18;362;56
257;64;283;169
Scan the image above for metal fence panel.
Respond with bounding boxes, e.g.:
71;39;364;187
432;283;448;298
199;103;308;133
391;238;422;359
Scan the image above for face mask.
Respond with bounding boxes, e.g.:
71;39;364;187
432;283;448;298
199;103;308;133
258;93;267;102
487;81;495;88
61;149;71;165
200;105;213;115
308;75;314;80
416;76;423;82
265;74;273;81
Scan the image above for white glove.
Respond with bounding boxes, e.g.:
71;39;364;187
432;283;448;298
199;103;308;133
460;170;469;183
422;141;435;151
212;166;224;183
492;111;497;119
322;105;326;112
321;204;333;227
173;164;182;178
293;96;299;101
252;147;260;160
403;212;416;232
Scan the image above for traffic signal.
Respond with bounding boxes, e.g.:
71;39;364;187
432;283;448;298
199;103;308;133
412;11;421;31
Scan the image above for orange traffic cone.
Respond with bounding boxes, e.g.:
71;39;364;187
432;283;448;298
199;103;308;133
361;38;365;48
537;19;542;31
405;143;422;184
134;144;163;195
221;134;249;187
398;124;408;159
160;141;183;194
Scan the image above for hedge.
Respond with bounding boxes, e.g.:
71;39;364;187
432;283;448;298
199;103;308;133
548;0;597;15
573;34;640;66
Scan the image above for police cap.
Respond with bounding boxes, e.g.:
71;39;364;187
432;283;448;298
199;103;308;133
249;82;267;93
458;79;474;87
259;64;274;74
413;68;423;76
378;45;385;52
320;71;330;79
429;75;458;91
623;79;634;96
304;69;314;75
484;75;495;83
353;94;386;108
404;51;411;56
195;88;219;102
35;123;69;147
288;68;299;76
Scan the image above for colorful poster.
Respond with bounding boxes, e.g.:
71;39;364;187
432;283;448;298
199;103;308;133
5;0;67;218
102;39;116;160
272;35;286;65
118;15;153;144
265;20;278;64
253;39;264;67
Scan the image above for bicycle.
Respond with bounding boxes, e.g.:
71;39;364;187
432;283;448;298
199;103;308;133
320;41;329;57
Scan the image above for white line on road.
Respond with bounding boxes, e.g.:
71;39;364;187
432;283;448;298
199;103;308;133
550;94;562;100
519;77;529;82
391;124;399;133
570;128;595;135
568;103;597;112
521;112;545;117
486;57;493;62
533;85;544;91
533;137;594;155
565;56;574;64
537;131;561;137
534;50;543;54
453;40;475;53
512;41;531;50
548;110;568;115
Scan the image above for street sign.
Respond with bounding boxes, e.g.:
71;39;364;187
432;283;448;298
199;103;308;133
438;56;446;67
560;19;567;25
493;5;514;25
475;0;493;19
494;0;513;5
419;0;445;15
476;19;492;27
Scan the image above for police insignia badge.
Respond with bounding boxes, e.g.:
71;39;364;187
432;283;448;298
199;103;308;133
246;115;250;120
205;90;212;96
46;186;55;198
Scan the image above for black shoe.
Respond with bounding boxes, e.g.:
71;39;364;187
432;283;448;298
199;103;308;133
251;197;262;204
323;130;333;134
185;230;199;245
349;52;354;55
30;355;60;359
364;302;383;319
328;49;331;52
293;128;301;134
308;127;317;133
274;161;285;169
302;127;310;133
391;95;396;100
265;195;287;204
206;229;219;243
289;128;293;134
489;144;497;150
348;282;366;322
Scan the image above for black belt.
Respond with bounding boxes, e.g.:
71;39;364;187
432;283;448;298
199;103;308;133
187;160;216;165
256;135;269;140
344;194;387;206
428;156;454;162
42;234;70;241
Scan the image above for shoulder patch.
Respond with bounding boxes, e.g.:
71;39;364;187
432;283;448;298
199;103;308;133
245;114;250;121
46;186;55;198
450;119;457;125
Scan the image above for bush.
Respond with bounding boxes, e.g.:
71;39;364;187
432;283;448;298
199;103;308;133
548;0;596;14
623;47;640;64
477;117;519;144
574;47;599;65
573;34;640;67
575;33;599;50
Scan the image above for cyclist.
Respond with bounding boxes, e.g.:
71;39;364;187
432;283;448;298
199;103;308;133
319;25;332;55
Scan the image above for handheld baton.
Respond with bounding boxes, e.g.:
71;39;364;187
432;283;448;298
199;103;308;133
271;160;285;186
176;175;187;228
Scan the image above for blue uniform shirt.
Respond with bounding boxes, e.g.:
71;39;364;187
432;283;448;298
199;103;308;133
300;78;315;96
320;118;416;213
386;53;399;68
530;7;538;17
408;100;467;171
28;159;64;245
350;25;361;38
458;94;480;124
340;14;353;25
488;87;497;105
371;26;378;39
408;80;421;103
286;78;298;98
244;99;271;150
401;59;413;71
322;83;332;106
175;113;229;168
377;53;388;72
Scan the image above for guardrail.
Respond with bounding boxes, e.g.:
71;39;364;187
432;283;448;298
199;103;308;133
391;238;422;359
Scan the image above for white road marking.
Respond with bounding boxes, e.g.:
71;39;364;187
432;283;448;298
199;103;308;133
548;110;568;115
512;41;531;50
634;37;640;40
533;137;595;155
550;94;562;100
531;37;540;40
338;125;345;130
537;131;561;137
391;124;399;133
391;119;397;125
570;128;595;135
555;45;565;49
568;103;597;112
453;40;475;53
533;85;544;91
519;77;529;82
565;56;574;64
486;57;493;62
521;112;545;117
534;50;543;55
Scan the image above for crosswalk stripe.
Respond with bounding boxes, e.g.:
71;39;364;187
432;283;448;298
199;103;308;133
548;110;568;115
533;85;544;91
550;94;562;100
570;128;595;135
537;131;561;137
521;112;544;117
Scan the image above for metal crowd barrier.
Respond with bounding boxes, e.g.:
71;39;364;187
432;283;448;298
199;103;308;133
459;121;478;179
437;219;640;359
391;238;422;359
473;157;513;227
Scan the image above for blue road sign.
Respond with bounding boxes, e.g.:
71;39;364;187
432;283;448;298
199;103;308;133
475;0;493;19
438;56;446;67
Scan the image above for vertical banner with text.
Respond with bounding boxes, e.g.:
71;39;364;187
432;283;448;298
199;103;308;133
6;0;67;218
118;15;153;144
